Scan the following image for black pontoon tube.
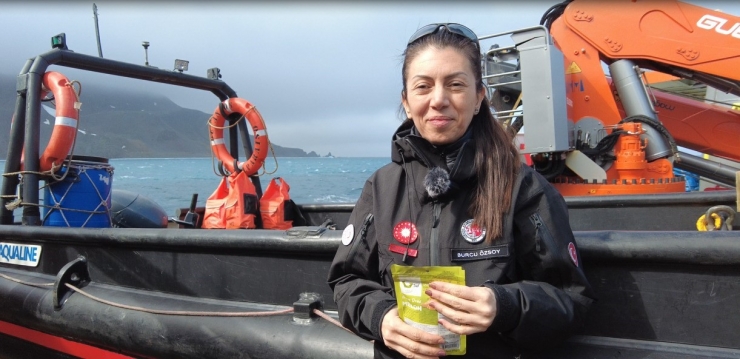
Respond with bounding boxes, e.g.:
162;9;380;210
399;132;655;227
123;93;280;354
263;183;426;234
1;226;740;266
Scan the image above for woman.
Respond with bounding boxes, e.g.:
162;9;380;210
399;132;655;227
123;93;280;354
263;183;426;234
328;23;594;359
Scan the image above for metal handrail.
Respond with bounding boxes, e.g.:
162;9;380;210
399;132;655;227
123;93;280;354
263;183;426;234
482;69;521;79
2;47;242;225
479;26;551;125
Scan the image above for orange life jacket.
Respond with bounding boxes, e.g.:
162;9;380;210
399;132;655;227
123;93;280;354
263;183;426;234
202;171;258;229
260;177;293;230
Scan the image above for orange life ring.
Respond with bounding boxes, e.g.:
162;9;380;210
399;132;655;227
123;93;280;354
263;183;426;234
208;98;269;176
20;71;79;172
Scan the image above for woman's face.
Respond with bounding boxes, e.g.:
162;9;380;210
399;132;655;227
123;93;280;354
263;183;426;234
402;46;484;145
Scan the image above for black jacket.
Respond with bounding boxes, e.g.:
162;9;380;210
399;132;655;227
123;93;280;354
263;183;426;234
328;122;595;358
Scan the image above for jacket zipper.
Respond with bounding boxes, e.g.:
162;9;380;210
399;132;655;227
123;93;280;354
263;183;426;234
344;213;374;273
529;213;543;252
430;201;441;266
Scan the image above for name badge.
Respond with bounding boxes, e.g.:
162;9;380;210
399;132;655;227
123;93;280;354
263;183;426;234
451;245;509;262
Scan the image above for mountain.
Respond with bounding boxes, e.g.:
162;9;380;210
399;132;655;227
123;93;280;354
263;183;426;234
0;73;319;159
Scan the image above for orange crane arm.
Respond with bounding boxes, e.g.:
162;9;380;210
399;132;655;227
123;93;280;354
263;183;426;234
551;0;740;156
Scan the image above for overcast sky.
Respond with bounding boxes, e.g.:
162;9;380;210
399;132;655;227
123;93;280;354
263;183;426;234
1;1;738;157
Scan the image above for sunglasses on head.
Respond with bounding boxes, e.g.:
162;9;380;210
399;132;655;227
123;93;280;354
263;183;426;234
407;23;480;50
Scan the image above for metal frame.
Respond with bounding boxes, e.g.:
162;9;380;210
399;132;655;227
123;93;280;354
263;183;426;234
480;25;570;154
1;47;260;225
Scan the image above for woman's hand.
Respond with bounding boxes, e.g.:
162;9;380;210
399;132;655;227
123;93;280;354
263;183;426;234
424;282;497;335
381;307;448;358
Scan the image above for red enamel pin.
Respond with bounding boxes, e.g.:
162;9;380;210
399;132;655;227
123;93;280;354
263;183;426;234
389;244;418;258
390;221;418;258
393;221;418;244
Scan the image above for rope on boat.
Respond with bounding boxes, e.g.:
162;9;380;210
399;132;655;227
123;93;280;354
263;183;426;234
311;308;356;335
0;273;54;288
46;79;84;183
64;283;294;317
207;105;279;178
208;109;246;178
0;272;361;338
260;140;279;177
8;165;112;223
2;79;84;211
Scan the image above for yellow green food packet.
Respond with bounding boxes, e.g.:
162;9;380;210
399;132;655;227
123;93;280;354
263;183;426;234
391;264;466;355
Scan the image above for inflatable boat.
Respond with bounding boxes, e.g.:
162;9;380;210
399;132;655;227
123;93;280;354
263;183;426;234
0;37;739;359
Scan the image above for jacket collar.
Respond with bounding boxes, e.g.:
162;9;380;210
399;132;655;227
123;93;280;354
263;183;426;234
391;121;477;191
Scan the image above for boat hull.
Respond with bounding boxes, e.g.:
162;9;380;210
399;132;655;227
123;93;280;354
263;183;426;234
1;224;740;358
3;41;739;358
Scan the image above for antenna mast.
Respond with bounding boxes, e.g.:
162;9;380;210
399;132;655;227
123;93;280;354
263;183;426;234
93;3;103;57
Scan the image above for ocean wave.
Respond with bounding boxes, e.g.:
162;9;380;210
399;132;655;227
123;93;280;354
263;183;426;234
307;194;356;203
104;157;384;210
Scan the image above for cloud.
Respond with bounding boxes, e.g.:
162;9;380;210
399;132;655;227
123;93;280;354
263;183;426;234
1;0;738;157
265;108;402;158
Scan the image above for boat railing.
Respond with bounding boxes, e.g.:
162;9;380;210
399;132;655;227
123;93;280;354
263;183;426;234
1;39;257;226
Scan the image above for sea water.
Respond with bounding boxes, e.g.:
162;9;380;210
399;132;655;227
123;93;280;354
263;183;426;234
0;157;387;217
108;157;389;213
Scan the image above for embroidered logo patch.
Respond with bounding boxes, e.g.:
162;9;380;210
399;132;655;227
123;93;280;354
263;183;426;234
393;221;418;244
568;242;578;266
341;224;354;246
460;219;485;244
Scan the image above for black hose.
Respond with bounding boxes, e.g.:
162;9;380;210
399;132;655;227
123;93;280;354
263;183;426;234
533;156;554;175
619;115;679;160
580;130;624;159
534;154;565;180
510;116;523;135
540;0;573;30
